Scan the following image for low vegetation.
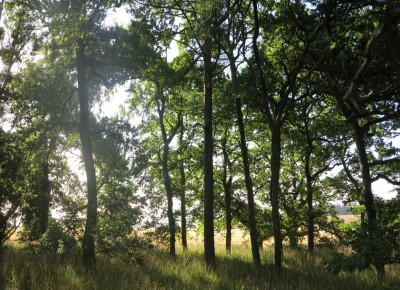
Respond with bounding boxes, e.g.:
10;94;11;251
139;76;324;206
1;238;399;290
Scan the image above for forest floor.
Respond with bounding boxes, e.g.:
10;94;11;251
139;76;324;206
1;215;399;290
1;243;399;289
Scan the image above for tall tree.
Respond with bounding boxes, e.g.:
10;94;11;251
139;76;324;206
219;0;261;266
76;36;97;270
202;4;216;266
297;0;400;279
250;0;335;269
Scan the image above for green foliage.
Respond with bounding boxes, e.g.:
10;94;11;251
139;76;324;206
327;197;400;274
35;219;77;255
326;252;371;274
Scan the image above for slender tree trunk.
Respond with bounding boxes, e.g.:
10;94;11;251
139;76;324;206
156;88;176;257
221;129;232;254
161;146;176;257
224;178;232;254
270;124;283;270
353;124;384;279
179;124;188;252
203;22;216;267
76;37;97;271
179;161;187;252
306;176;314;254
38;158;50;236
353;125;376;221
237;98;261;266
252;0;283;269
229;60;260;266
304;136;314;254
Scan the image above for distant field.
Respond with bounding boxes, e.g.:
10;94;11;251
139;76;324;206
180;215;360;249
338;214;360;223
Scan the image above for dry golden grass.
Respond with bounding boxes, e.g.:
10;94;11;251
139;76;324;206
338;214;360;223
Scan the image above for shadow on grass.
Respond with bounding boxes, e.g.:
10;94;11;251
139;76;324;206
2;245;398;290
138;248;389;290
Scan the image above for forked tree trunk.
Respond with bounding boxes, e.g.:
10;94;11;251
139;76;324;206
76;37;97;271
252;0;283;269
156;87;177;257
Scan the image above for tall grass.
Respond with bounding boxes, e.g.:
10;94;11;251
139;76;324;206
1;242;399;290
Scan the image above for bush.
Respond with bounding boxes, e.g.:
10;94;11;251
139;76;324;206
36;219;77;255
326;198;400;276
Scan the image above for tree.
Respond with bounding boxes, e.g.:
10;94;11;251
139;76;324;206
249;0;331;269
219;0;260;266
308;1;400;279
26;0;133;269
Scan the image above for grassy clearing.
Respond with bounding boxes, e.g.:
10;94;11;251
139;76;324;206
1;241;399;290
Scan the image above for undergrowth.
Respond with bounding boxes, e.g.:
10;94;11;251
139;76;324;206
1;243;399;290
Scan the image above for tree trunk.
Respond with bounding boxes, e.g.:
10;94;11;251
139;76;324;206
375;263;385;282
221;129;232;254
179;124;188;252
353;125;376;222
38;158;51;236
203;24;216;267
234;86;260;266
306;178;314;254
161;146;176;257
226;49;261;265
304;140;314;254
156;88;177;257
76;37;97;271
353;124;384;278
179;162;187;252
224;180;232;254
270;124;283;270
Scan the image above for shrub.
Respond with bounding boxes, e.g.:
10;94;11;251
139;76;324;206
36;218;77;255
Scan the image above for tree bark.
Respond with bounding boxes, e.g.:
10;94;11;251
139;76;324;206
161;145;176;257
221;129;232;254
304;126;314;254
305;169;314;254
76;37;97;271
353;123;384;278
224;178;232;254
229;58;260;266
270;124;283;270
156;87;177;257
38;158;51;236
252;0;283;269
179;124;188;252
353;125;376;222
203;21;216;267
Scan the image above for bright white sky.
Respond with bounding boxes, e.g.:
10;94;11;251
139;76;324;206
102;5;179;120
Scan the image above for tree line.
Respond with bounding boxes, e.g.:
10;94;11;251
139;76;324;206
0;0;399;280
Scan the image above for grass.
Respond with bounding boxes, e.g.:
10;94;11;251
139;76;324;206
1;240;399;290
